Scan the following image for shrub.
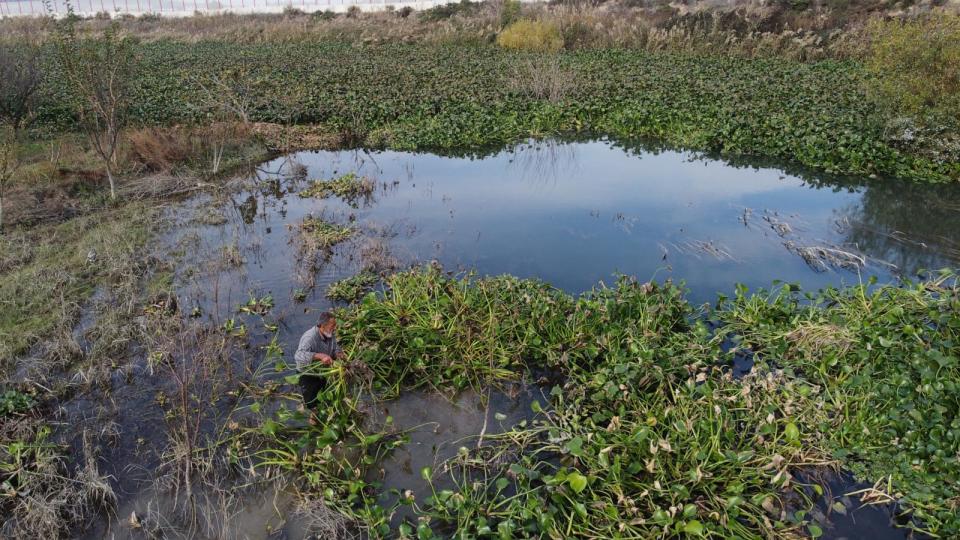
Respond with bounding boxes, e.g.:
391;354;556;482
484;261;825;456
865;15;960;122
496;19;563;52
397;6;413;18
499;0;520;28
0;44;41;133
312;9;337;20
419;0;478;23
283;5;306;17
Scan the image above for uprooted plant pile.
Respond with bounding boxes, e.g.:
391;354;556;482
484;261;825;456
245;266;959;537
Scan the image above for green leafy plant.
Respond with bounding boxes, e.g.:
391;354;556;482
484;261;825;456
299;172;375;206
0;390;34;416
326;271;379;303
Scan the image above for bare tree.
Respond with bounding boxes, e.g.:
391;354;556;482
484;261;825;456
0;45;42;232
55;22;137;200
195;67;263;175
197;67;260;126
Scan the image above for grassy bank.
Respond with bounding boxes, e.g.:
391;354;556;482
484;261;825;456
10;40;953;183
0;203;159;362
250;267;960;537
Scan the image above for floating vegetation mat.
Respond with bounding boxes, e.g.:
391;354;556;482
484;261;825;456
245;266;959;538
298;215;354;251
326;271;380;303
299;173;376;207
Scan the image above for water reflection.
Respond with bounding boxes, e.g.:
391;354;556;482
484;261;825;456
838;180;960;274
197;138;960;308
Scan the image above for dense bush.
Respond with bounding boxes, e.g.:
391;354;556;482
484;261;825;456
496;19;564;52
865;14;960;120
864;15;960;166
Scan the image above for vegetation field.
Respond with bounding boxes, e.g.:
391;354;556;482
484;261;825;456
250;267;960;538
20;41;956;183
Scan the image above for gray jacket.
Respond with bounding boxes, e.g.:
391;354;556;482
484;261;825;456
294;326;342;371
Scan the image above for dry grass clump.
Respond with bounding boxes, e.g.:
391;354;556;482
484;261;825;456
297;215;354;251
127;126;195;172
784;241;867;272
784;322;854;361
5;0;941;59
127;123;258;174
299;172;376;206
497;19;563;52
295;496;357;539
863;14;960;163
0;418;116;539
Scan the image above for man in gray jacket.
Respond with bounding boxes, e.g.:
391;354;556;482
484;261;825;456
294;311;345;414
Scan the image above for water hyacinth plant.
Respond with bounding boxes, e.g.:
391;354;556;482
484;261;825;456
247;266;958;537
326;271;380;303
299;172;376;207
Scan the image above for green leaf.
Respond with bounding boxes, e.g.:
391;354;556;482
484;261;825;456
683;520;704;535
566;471;588;494
565;436;584;456
807;523;823;538
784;422;800;443
420;466;432;482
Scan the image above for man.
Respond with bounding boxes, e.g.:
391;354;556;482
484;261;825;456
294;311;346;413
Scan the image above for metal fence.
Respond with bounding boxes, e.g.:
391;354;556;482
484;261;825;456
0;0;456;17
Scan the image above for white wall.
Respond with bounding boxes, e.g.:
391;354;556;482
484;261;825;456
0;0;475;18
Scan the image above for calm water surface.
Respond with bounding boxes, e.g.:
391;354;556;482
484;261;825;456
190;139;960;308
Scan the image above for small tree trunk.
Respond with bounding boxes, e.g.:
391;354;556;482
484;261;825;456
105;165;116;200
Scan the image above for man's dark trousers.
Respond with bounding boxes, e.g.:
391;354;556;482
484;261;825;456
301;374;325;410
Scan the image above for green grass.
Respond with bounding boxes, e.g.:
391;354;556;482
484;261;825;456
248;266;960;538
0;204;157;362
26;41;958;183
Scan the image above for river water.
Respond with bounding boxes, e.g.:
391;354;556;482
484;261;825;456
88;139;958;538
187;139;959;309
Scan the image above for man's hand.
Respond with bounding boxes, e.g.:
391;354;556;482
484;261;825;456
313;352;333;366
335;350;347;361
